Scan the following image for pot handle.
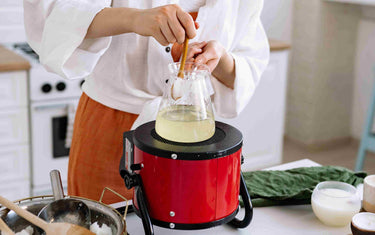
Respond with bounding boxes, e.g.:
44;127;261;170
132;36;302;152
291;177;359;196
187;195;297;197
99;187;130;221
50;170;65;200
229;172;253;228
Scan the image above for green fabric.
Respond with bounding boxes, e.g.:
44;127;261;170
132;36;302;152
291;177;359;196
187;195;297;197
242;166;367;207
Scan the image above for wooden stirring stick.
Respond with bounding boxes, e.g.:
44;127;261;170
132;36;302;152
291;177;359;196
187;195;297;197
172;36;189;100
177;37;189;78
0;196;95;235
0;217;15;235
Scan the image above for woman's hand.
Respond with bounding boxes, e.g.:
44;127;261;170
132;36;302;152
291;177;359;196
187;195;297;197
86;5;197;45
132;4;197;46
187;41;225;72
187;40;235;89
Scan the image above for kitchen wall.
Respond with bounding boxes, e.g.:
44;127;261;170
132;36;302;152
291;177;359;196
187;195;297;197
286;0;362;147
351;7;375;139
284;1;375;145
0;0;26;43
261;0;294;43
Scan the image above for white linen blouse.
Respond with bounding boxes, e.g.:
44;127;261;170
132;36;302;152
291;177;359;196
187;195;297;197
23;0;270;128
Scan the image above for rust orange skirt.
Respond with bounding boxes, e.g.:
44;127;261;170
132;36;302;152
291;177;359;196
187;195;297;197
68;93;138;204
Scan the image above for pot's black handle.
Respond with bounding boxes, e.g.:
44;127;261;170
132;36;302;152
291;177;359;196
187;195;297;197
229;172;253;228
136;185;154;235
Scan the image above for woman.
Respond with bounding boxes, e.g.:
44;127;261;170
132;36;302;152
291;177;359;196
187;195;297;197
23;0;269;204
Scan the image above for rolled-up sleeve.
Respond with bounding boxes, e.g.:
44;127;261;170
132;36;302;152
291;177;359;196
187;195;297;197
211;9;270;118
23;0;112;79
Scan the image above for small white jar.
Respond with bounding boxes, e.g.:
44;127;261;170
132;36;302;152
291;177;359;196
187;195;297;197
311;181;361;227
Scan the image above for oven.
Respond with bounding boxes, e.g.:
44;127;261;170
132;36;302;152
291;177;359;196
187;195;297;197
30;98;79;195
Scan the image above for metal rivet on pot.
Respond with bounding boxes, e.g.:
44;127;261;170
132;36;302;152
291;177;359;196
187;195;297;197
170;211;175;217
171;154;177;159
141;163;144;168
169;223;175;229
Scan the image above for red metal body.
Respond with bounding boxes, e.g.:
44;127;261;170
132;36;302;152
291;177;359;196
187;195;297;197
132;146;241;224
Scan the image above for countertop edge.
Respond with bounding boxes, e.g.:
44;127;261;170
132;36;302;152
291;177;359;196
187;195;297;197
0;45;31;72
0;39;290;73
269;39;291;51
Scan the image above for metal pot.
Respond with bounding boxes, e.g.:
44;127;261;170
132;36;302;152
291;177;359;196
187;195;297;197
0;194;127;235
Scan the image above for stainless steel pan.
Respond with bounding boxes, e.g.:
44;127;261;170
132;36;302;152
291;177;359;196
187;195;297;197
0;188;128;235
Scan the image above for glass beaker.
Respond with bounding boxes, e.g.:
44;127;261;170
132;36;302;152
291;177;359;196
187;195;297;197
155;62;215;143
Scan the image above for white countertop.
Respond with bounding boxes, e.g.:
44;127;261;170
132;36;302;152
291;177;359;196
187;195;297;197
123;159;352;235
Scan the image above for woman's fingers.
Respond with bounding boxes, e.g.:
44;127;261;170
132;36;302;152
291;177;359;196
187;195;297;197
133;5;198;46
168;15;186;44
196;41;208;47
193;42;223;71
176;9;196;40
195;46;218;64
195;53;209;64
186;42;207;60
186;47;202;61
160;20;176;43
155;31;170;46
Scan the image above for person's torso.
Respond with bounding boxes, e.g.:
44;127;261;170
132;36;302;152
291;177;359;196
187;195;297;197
82;0;206;113
82;0;253;114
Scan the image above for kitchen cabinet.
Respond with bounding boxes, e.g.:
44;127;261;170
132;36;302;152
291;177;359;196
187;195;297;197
0;145;29;182
0;71;27;107
217;41;290;171
0;181;30;201
0;108;28;146
0;51;30;200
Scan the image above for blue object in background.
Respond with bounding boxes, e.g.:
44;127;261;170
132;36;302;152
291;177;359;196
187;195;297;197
356;68;375;171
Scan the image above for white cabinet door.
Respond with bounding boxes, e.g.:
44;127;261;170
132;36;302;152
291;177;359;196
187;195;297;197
0;108;28;145
0;71;30;200
216;51;289;171
0;180;30;201
0;71;28;108
0;145;29;182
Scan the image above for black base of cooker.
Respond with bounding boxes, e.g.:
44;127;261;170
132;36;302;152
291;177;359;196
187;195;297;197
133;204;239;230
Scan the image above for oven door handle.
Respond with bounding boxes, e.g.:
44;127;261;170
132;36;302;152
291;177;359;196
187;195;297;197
33;104;68;111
